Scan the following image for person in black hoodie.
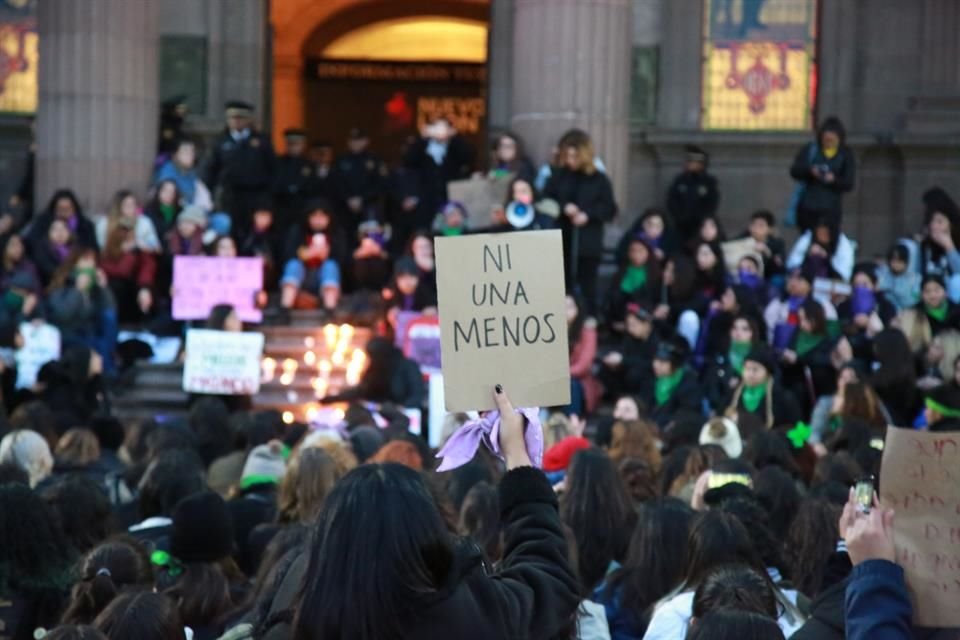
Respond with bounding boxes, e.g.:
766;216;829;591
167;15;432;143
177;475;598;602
789;116;856;234
647;338;704;429
725;345;801;432
260;386;579;640
599;303;657;400
544;129;617;315
666;145;720;239
322;336;425;409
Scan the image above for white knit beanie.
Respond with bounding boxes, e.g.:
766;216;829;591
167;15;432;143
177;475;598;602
0;430;54;488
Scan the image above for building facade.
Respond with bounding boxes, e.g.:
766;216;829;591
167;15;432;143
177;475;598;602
1;0;958;255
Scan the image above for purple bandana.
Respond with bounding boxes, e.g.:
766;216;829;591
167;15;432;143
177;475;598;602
850;286;876;316
435;408;543;472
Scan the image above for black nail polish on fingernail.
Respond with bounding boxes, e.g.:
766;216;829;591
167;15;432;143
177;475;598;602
495;384;503;394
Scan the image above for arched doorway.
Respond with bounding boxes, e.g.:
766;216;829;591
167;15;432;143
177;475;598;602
270;0;490;161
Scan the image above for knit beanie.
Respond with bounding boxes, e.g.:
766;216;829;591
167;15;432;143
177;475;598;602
699;418;743;458
349;426;385;463
170;491;234;563
543;436;591;473
0;430;53;488
240;442;287;490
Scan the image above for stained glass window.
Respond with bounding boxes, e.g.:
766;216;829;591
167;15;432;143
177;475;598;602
0;0;37;114
701;0;817;130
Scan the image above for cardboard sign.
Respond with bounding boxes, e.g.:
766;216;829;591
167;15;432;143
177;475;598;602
447;174;513;228
721;236;760;274
880;426;960;627
182;329;265;395
172;256;263;323
435;230;570;411
15;322;60;389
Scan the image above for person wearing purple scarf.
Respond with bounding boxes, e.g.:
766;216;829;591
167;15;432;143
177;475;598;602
837;263;898;365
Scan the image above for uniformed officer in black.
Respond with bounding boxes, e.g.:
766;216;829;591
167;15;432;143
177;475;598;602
203;100;276;239
273;128;314;230
331;128;387;240
308;140;336;202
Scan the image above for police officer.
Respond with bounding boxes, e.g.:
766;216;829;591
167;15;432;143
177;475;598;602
308;140;336;202
273;128;314;230
331;128;387;239
203;100;276;239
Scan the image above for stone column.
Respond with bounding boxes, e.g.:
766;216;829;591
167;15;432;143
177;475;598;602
486;0;514;135
36;0;159;213
510;0;632;204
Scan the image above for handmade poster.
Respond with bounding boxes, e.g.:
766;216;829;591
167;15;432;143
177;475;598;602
15;321;60;389
721;236;759;274
435;230;570;411
447;173;513;228
182;329;265;395
403;315;442;371
880;426;960;627
172;256;263;323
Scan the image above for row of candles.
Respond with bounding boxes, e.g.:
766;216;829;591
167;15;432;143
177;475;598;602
260;324;365;424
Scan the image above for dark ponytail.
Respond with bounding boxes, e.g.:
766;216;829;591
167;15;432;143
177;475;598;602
62;571;118;625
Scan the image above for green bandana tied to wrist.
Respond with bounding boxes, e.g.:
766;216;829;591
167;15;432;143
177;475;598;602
151;550;184;577
620;265;648;294
655;369;685;407
741;383;767;413
926;397;960;419
728;340;752;374
794;331;824;357
926;302;948;323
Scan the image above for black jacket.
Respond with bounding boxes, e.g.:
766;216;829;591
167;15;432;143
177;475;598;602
259;467;580;640
647;369;703;429
598;335;656;400
666;170;719;237
271;154;315;222
228;484;278;576
791;579;845;640
727;382;801;430
331;152;386;209
204;129;276;192
789;142;856;227
544;168;617;259
404;136;475;229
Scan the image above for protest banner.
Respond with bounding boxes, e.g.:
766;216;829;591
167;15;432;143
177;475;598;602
447;173;513;228
402;315;442;371
172;256;263;323
435;229;570;411
182;329;265;395
15;322;60;389
880;426;960;627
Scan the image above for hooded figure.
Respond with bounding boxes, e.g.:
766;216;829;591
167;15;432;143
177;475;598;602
789;117;856;234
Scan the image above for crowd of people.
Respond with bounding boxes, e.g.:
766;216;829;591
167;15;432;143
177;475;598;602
0;100;957;640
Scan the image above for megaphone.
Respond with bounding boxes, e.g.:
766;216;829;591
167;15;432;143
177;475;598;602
505;200;535;229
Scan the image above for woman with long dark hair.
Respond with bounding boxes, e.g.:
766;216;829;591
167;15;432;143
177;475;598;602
703;313;763;412
606;236;662;323
780;299;838;415
560;448;636;593
596;498;695;638
912;187;960;301
0;483;76;640
869;328;919;426
488;131;536;183
143;179;183;240
61;539;154;625
269;387;579;640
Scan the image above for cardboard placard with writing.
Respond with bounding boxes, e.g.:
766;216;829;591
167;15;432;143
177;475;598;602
172;256;263;323
182;329;265;396
447;174;513;229
15;322;60;390
880;426;960;627
435;230;570;411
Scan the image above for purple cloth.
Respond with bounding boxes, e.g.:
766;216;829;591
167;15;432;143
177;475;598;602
738;270;763;291
435;408;543;472
850;286;876;316
773;323;797;351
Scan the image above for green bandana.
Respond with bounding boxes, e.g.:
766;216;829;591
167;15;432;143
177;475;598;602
239;474;278;491
794;331;824;357
728;340;752;374
926;397;960;419
3;289;24;312
151;550;184;577
442;226;464;237
655;368;685;407
741;383;767;413
159;203;177;225
620;265;648;294
787;422;812;448
926;302;948;322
